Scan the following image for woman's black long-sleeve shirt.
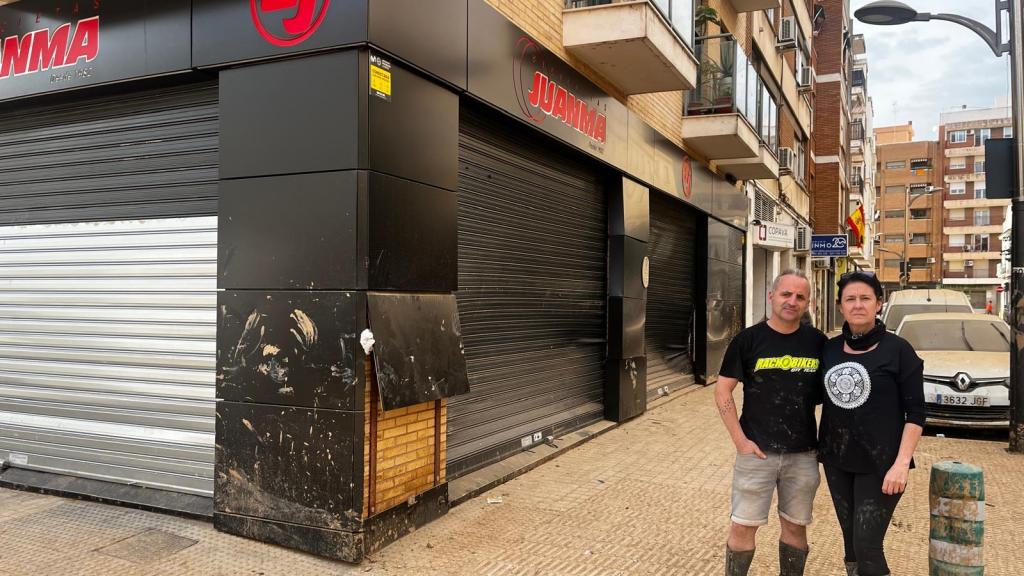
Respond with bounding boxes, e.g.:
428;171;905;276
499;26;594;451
817;332;926;475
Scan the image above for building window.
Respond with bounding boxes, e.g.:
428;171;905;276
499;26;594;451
949;234;966;247
975;185;987;199
971;234;990;251
794;138;807;183
885;160;906;169
910;233;929;244
950;157;966;170
974;208;990;226
910;208;930;219
948;260;965;272
910;158;931;171
979;128;991;146
949;130;968;143
885;235;902;243
909;257;929;267
884;259;901;268
884;210;903;219
975;160;985;173
1006;126;1014;139
949;209;966;221
885;185;904;194
950;182;967;195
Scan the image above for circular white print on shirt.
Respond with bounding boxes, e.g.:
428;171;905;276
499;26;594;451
824;361;872;409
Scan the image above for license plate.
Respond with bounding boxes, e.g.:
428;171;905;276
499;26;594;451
935;394;990;407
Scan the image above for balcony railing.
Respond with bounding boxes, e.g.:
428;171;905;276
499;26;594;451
685;34;778;153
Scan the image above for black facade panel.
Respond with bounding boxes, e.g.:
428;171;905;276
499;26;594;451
0;81;218;225
367;58;459;191
605;357;646;422
219;51;360;179
215;401;363;530
609;235;648;299
219;172;360;290
217;290;367;411
368;0;468;89
609;178;650;242
645;191;698;397
366;172;458;291
367;292;470;410
449;103;607;477
608;297;645;359
193;0;369;68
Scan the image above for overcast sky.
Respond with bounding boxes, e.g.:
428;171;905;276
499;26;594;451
849;0;1011;141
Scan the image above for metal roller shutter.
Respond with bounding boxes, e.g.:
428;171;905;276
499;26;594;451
645;192;698;398
0;81;218;496
0;82;218;225
449;105;607;477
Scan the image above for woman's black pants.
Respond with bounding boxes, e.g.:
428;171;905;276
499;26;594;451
823;464;903;576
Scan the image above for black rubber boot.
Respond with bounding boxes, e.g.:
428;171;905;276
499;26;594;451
725;545;755;576
778;541;808;576
844;561;858;576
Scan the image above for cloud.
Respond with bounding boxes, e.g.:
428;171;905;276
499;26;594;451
850;0;1010;140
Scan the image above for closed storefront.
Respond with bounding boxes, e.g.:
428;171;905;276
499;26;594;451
448;104;608;477
645;192;699;398
0;82;219;496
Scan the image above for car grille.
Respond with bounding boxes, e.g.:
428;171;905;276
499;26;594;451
926;404;1010;422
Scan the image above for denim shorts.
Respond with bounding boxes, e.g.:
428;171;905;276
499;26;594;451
731;450;821;527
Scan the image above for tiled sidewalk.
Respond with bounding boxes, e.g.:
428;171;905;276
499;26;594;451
1;385;1020;575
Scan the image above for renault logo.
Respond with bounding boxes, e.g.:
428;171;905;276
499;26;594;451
954;373;972;392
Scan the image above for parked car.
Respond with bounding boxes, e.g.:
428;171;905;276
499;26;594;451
882;289;974;332
895;313;1010;429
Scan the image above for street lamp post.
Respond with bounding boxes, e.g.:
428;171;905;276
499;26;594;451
903;185;937;288
855;0;1024;452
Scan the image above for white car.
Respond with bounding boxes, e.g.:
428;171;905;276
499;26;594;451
895;313;1010;429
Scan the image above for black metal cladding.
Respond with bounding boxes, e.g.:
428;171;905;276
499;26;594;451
0;81;218;226
448;104;608;477
645;191;698;397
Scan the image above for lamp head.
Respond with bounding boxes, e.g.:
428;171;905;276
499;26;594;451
854;1;919;26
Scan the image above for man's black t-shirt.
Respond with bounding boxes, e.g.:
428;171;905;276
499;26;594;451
719;321;828;454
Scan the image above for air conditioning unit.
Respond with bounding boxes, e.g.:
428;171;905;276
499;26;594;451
966;260;975;267
778;147;796;173
777;17;797;50
963;245;974;252
797;66;814;91
812;257;831;269
927;257;936;264
795;226;810;252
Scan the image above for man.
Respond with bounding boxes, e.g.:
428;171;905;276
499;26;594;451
715;270;827;576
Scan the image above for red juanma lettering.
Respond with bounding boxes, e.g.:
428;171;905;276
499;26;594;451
526;71;607;144
0;16;99;80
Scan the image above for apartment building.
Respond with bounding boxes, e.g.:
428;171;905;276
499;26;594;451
848;33;876;275
873;124;943;292
810;0;860;329
938;100;1013;307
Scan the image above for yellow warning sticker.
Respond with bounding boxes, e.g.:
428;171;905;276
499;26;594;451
369;55;392;102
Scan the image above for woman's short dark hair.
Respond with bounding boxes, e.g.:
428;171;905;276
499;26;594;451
837;271;884;301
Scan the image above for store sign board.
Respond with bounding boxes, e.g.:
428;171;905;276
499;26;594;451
754;223;795;251
0;0;190;102
811;234;848;257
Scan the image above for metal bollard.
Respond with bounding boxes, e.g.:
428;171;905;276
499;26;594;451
929;461;985;576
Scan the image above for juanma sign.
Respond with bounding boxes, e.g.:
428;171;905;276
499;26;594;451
0;17;99;80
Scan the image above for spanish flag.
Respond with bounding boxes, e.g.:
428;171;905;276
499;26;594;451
846;205;866;247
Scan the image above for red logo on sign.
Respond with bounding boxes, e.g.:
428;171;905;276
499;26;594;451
250;0;329;47
681;155;693;199
513;36;607;144
0;16;99;80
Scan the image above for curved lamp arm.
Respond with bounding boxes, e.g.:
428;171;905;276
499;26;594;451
918;12;1010;57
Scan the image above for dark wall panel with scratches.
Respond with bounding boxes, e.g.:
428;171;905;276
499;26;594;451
0;80;218;225
448;103;608;478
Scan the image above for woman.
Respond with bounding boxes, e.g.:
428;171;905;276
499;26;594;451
818;272;925;576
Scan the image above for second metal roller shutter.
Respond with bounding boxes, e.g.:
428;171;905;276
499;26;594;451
645;192;698;398
0;81;218;496
450;105;607;477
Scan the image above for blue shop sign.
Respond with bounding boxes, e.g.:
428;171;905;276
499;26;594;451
811;234;848;257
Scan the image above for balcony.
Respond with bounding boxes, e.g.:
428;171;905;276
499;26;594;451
944;198;1011;209
943;224;1003;235
945;145;985;158
681;34;779;179
729;0;780;12
563;0;699;94
945;172;986;183
944;251;1001;261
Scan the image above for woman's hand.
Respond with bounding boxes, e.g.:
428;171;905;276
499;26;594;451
882;461;910;495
